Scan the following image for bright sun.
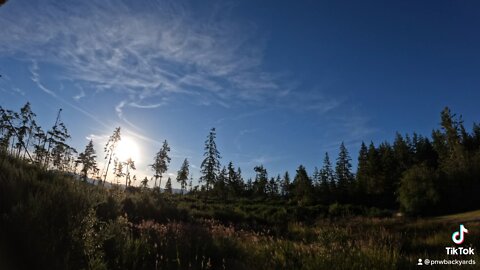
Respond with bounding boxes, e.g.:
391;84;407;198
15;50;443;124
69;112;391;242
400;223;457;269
115;136;141;163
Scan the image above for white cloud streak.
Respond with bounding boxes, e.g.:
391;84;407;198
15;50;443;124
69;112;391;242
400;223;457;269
0;0;287;109
0;0;375;165
73;86;86;101
0;0;347;117
28;60;110;129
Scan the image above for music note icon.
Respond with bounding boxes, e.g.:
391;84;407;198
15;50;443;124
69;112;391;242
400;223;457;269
452;224;468;245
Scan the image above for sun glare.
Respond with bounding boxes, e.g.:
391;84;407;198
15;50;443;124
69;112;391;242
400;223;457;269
115;136;141;163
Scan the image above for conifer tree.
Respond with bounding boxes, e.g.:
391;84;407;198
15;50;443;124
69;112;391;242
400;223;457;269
200;128;221;192
335;142;354;202
356;142;368;194
215;166;228;199
151;140;171;189
253;165;268;197
362;142;379;195
377;142;397;207
275;174;282;195
281;171;291;197
438;107;467;170
176;158;189;194
236;167;245;195
165;177;173;194
225;162;243;197
319;152;335;191
245;178;253;196
412;136;437;168
77;140;98;182
267;177;278;196
292;165;313;205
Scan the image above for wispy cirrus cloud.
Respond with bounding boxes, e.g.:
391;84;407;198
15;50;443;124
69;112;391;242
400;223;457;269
0;0;376;163
73;86;86;101
0;0;349;118
0;0;287;110
29;60;57;97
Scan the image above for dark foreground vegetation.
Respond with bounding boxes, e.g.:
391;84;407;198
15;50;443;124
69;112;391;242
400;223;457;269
1;154;479;270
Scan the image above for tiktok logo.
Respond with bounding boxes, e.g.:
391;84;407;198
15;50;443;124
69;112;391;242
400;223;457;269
452;224;469;245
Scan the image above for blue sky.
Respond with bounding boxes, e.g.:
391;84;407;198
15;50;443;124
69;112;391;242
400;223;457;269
1;0;479;187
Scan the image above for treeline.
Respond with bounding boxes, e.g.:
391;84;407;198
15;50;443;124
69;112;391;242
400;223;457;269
181;108;480;216
0;104;76;170
1;102;480;215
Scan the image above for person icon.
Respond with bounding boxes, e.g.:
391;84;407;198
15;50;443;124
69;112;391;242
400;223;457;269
417;259;423;265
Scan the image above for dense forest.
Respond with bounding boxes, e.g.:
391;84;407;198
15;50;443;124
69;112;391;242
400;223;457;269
1;102;479;269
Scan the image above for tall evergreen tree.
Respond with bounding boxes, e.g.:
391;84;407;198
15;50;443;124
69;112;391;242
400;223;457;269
292;165;314;205
319;152;335;192
226;162;244;197
245;178;253;196
356;142;368;194
280;171;291;197
275;174;282;196
151;140;171;189
267;177;278;196
253;165;268;197
335;142;354;202
176;158;189;194
165;177;173;194
200;128;221;192
236;167;244;194
318;152;334;204
393;133;413;173
438;107;467;170
76;140;98;182
377;142;397;208
215;166;228;199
